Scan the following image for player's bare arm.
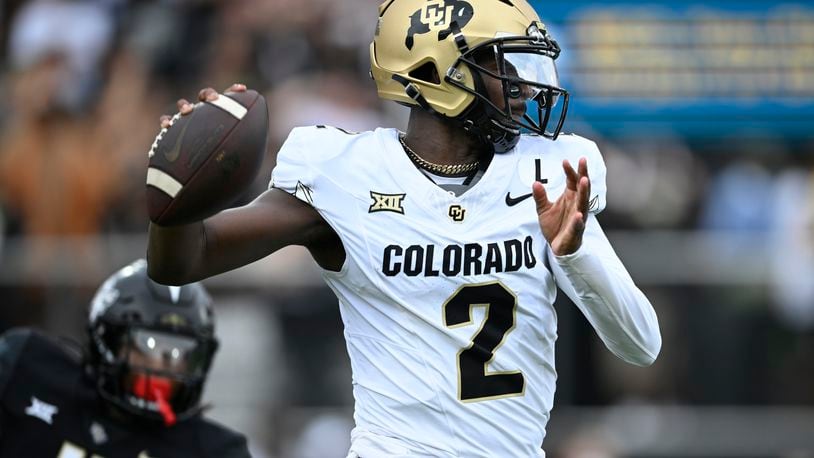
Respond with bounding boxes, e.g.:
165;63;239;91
148;188;342;284
533;157;591;256
148;85;343;285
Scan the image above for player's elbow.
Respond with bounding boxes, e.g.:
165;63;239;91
626;330;662;367
628;351;658;367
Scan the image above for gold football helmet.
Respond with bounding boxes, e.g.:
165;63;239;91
370;0;569;151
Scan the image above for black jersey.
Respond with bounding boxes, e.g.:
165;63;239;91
0;328;251;458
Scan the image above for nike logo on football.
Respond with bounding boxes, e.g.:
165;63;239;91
505;192;533;207
163;113;194;163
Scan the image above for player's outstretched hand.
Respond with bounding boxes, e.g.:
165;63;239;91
532;157;590;256
158;83;247;128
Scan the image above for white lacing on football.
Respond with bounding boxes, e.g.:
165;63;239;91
147;112;182;158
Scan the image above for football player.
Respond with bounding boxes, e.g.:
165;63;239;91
0;259;251;457
149;0;661;456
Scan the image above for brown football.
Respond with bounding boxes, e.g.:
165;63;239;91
146;90;268;226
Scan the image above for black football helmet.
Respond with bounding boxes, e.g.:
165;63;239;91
87;259;218;426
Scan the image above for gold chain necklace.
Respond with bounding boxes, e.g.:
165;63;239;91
398;135;480;177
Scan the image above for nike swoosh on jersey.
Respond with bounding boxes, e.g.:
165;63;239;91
505;192;533;206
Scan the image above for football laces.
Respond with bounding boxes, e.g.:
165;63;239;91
148;112;182;159
147;100;205;159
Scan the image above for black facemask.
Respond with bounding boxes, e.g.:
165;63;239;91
447;26;570;153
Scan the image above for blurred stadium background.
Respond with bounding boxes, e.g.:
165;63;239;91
1;0;813;456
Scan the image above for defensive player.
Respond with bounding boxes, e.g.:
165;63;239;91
149;0;661;456
0;260;250;457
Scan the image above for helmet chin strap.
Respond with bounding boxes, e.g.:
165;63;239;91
455;65;520;154
391;71;519;154
447;20;519;153
458;100;520;154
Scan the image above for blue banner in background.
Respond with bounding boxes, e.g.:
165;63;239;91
529;0;814;138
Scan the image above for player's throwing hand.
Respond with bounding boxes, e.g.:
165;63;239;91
158;83;248;128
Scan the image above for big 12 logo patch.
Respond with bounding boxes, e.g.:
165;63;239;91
405;0;474;50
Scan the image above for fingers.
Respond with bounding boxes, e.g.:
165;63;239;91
197;82;245;102
580;156;591;194
159;115;172;129
226;83;247;93
578;157;589;180
176;98;194;115
563;157;590;183
562;159;579;191
532;181;552;215
565;157;591;214
161;83;246;128
160;97;194;128
577;176;590;215
577;157;591;214
197;88;219;103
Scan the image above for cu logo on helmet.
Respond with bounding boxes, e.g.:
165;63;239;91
405;0;474;50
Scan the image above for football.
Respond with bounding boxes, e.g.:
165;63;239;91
146;90;269;226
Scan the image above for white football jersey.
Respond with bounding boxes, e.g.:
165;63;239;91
271;126;655;458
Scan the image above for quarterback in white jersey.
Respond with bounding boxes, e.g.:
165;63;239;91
148;0;661;456
270;126;659;457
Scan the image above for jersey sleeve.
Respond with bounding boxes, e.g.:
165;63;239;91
269;127;316;205
581;137;607;215
548;216;662;366
546;138;658;365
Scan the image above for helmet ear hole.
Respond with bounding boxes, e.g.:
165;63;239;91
409;62;440;84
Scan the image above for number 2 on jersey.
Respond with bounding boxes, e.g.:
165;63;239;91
443;281;525;402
